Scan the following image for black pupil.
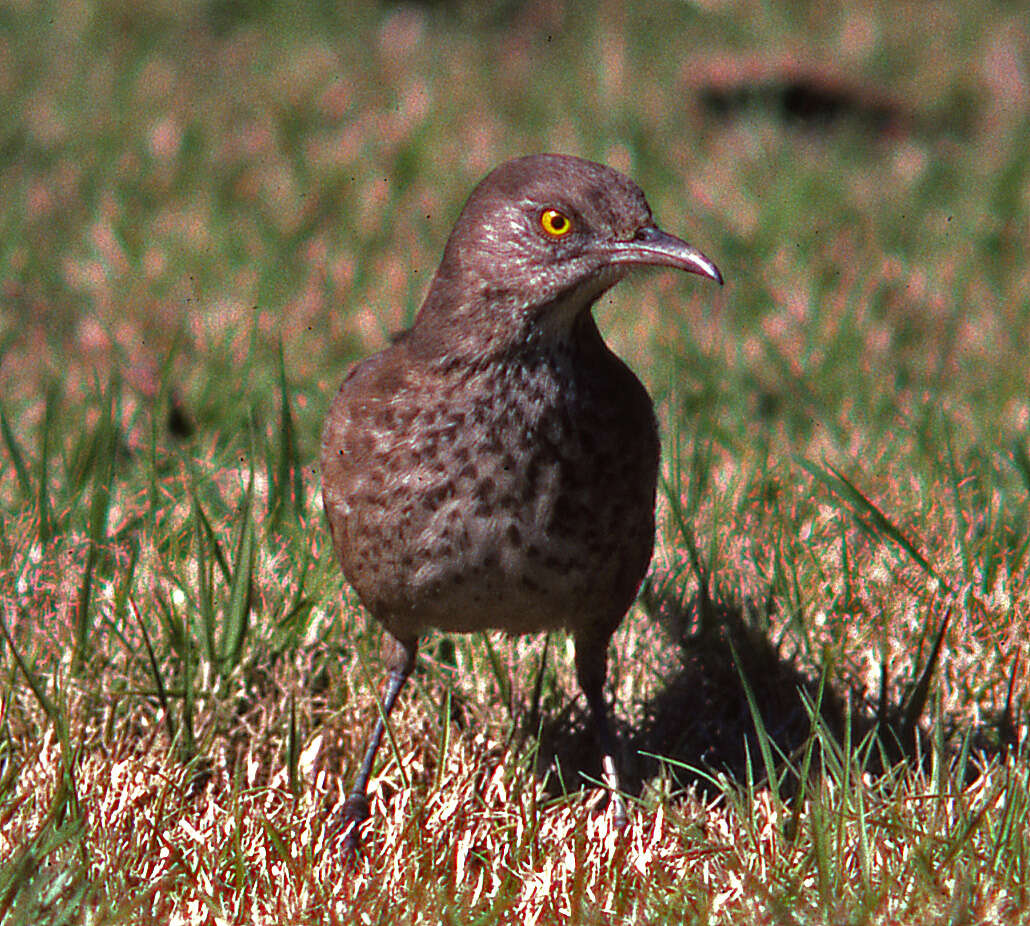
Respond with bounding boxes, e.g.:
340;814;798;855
551;213;566;231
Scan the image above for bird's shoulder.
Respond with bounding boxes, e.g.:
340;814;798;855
332;333;421;404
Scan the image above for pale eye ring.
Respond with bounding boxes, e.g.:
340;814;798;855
540;208;573;237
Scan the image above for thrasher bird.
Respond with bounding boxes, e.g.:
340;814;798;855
321;153;723;850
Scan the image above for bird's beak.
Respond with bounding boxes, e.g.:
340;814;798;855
602;226;723;285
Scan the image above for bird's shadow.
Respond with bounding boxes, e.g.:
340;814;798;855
533;582;1016;807
534;588;839;805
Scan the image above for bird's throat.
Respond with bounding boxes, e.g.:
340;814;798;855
527;267;626;347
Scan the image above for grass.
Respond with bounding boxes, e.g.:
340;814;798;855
1;0;1028;921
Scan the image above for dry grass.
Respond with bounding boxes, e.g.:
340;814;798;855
3;0;1030;922
5;599;1025;923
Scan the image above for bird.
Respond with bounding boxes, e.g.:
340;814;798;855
320;153;722;851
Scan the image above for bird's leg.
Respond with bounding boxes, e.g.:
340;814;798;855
343;635;417;853
574;636;628;830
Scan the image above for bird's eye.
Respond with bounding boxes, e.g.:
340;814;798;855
540;208;573;238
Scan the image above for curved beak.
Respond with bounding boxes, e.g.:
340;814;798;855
602;226;723;285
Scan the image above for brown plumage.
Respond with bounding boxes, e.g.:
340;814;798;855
321;154;722;851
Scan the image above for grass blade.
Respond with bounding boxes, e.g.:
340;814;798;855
900;605;952;746
193;493;232;586
0;406;32;500
1008;439;1030;495
0;609;62;736
277;340;304;522
36;384;57;545
796;456;952;594
727;637;782;808
109;540;140;634
221;473;255;677
192;493;217;664
130;594;176;744
480;633;512;717
72;379;119;674
71;545;97;676
287;695;299;798
180;593;196;761
941;419;972;581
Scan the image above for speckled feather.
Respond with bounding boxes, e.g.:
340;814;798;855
321;309;659;641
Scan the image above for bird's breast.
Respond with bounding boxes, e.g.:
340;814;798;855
321;344;659;639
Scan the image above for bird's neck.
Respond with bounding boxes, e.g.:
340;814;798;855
406;271;618;368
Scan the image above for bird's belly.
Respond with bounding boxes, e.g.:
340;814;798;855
403;494;636;635
341;432;655;637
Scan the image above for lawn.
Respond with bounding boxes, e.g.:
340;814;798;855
1;0;1028;922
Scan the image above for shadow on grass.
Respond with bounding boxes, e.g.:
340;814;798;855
535;581;1019;808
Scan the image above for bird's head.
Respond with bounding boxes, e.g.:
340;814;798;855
412;154;722;358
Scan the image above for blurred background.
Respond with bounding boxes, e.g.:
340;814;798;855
4;0;1026;441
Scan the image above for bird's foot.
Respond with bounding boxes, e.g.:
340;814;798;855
601;786;629;835
612;798;628;832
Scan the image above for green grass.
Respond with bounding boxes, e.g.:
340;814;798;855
1;0;1029;922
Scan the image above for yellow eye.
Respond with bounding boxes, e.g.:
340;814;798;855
540;208;573;237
